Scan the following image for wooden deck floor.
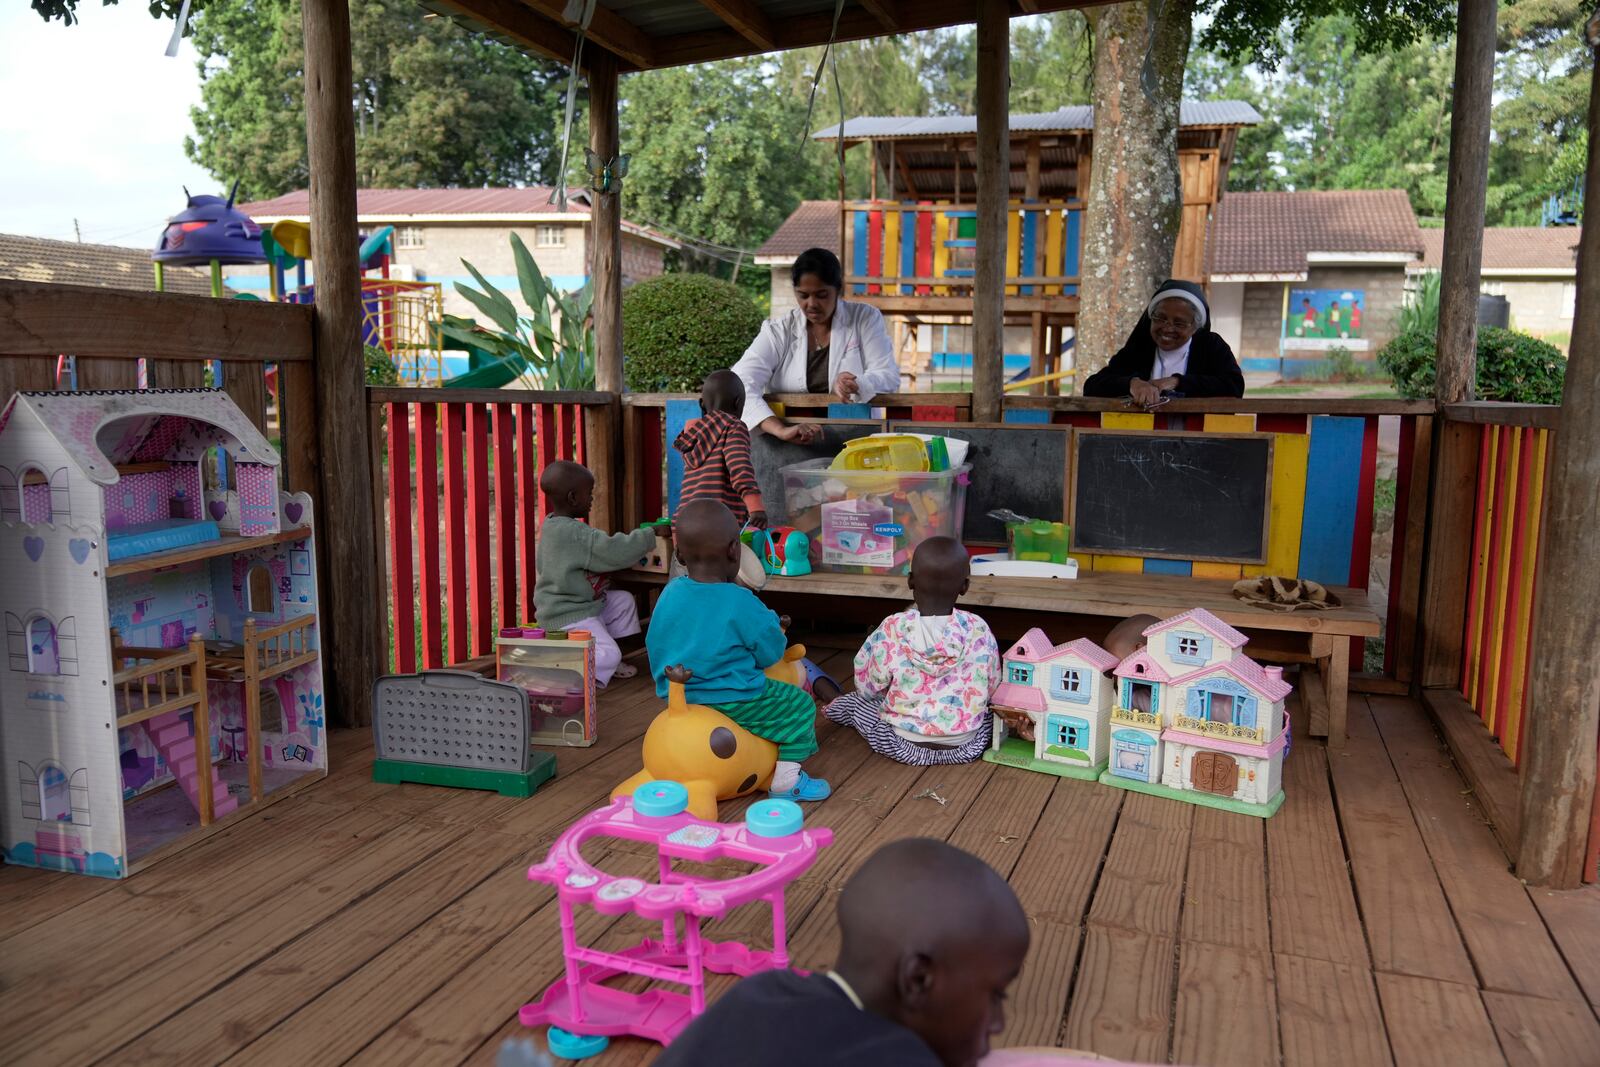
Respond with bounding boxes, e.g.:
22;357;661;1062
4;648;1598;1067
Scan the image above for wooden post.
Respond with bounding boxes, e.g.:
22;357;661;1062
972;0;1009;424
1419;419;1482;687
1433;0;1498;404
189;636;214;826
589;49;624;395
302;0;378;728
1516;20;1600;889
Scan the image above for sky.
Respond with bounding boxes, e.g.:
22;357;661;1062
0;3;217;249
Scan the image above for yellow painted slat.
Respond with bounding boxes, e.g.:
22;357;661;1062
1465;426;1500;710
1202;414;1256;434
1483;426;1521;736
1100;412;1155;430
1005;209;1020;296
933;212;950;297
1243;431;1310;579
1090;554;1144;574
1502;428;1548;764
1192;561;1244;580
1045;208;1064;297
881;209;900;292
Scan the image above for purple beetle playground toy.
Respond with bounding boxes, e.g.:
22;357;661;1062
153;181;268;267
519;780;833;1059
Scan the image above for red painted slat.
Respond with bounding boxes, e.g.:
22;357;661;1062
1347;415;1379;665
415;403;443;670
466;402;492;657
557;403;576;462
1461;428;1493;695
1495;426;1535;756
575;404;588;466
915;207;933;295
386;402;415;675
867;210;883;294
911;405;961;421
1515;438;1552;766
517;404;538;627
442;403;469;665
1051;412;1101;429
1255;414;1309;435
1475;427;1513;729
640;406;664;521
493;403;518;638
1383;416;1417;677
537;404;558;518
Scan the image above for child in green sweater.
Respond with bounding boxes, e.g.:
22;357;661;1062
646;499;831;802
533;461;660;685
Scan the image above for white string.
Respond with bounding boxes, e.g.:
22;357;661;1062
550;0;598;212
164;0;192;57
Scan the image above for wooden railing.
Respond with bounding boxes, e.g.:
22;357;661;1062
622;393;1432;687
367;387;617;676
842;200;1082;298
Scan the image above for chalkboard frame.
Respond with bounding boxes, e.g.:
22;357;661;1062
1068;428;1275;565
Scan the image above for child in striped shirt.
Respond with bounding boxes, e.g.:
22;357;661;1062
675;370;767;528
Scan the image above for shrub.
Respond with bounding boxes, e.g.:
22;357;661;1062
364;344;400;386
1377;326;1567;404
622;273;764;392
1398;269;1441;336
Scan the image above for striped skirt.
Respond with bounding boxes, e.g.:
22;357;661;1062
824;692;992;766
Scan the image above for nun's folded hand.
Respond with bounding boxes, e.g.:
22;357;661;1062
1129;377;1165;409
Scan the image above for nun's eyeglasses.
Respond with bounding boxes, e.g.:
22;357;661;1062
1150;314;1196;330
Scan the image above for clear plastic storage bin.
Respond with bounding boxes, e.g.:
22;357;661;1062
780;460;970;575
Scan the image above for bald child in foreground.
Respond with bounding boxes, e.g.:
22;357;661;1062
655;838;1031;1067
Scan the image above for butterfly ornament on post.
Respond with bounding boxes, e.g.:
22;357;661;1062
585;149;630;196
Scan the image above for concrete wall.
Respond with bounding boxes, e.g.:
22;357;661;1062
1209;282;1245;356
1235;265;1410;374
1481;276;1577;342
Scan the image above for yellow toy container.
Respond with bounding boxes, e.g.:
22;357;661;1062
830;435;930;473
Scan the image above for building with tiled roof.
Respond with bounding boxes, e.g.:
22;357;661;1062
1202;190;1426;377
1412;227;1580;343
0;233;227;298
229;187;678;319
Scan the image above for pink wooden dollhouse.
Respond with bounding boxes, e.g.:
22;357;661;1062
0;389;326;877
986;629;1119;779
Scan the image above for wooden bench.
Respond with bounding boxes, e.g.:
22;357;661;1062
623;568;1379;749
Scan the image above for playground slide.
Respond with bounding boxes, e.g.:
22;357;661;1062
443;350;531;389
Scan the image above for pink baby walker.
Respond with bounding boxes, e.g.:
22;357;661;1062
519;780;833;1059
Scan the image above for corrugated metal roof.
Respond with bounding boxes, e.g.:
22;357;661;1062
813;100;1262;140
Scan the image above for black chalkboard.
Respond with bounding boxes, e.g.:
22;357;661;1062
1070;429;1273;563
888;421;1070;543
753;422;880;524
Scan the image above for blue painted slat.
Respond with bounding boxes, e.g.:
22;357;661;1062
1020;211;1038;296
900;204;916;295
1003;409;1051;424
852;211;869;296
1297;414;1364;584
1063;209;1081;297
828;403;872;419
1143;558;1193;576
665;399;700;518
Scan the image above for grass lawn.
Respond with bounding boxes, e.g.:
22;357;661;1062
1044;744;1092;763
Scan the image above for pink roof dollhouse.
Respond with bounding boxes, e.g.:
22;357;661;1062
987;629;1119;779
988;608;1293;818
0;389;327;877
1103;609;1291;817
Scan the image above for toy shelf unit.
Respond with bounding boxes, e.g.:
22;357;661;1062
520;781;832;1059
496;628;597;747
987;610;1293;819
0;389;327;878
371;670;557;796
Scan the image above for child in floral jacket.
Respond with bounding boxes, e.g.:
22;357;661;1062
824;537;999;765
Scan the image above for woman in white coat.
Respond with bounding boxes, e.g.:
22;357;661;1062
731;248;902;443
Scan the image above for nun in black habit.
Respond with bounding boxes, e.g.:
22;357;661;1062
1081;279;1246;408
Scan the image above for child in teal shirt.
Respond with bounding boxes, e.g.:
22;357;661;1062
647;500;830;802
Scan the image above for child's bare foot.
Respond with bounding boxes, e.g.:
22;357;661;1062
612;662;638;679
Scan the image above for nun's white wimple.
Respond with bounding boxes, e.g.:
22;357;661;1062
1148;289;1207;328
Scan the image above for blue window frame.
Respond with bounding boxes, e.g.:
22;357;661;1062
1046;714;1089;749
1110;729;1155;780
1166;631;1214;666
1007;662;1034;685
1049;666;1089;703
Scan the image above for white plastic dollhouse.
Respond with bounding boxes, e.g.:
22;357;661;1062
985;608;1292;817
0;389;327;877
985;630;1120;779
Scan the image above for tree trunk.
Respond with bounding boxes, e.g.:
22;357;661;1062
971;0;1009;424
1516;21;1600;890
1075;1;1195;378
